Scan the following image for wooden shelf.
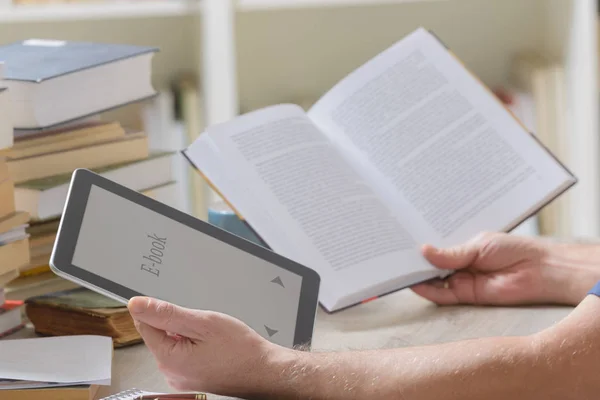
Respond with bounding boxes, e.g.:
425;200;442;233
0;0;200;22
237;0;444;11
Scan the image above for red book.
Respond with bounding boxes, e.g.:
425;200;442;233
0;300;24;338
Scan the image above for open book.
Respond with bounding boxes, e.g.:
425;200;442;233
183;28;576;312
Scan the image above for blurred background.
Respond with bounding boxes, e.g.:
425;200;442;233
1;0;599;300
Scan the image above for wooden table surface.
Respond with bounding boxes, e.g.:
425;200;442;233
7;289;574;399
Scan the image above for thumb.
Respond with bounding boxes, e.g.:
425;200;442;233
134;320;177;355
422;243;479;270
128;297;196;338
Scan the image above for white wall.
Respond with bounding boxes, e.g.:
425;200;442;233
236;0;547;110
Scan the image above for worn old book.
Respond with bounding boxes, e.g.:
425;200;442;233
26;287;141;347
15;151;173;221
7;132;149;183
183;27;576;312
0;122;126;159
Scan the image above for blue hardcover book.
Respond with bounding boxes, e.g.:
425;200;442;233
0;39;158;130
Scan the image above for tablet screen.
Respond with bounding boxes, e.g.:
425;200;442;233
71;184;304;347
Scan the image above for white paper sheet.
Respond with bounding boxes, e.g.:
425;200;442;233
0;335;112;388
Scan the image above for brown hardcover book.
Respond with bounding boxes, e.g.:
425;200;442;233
0;269;18;288
0;158;8;183
18;220;58;275
7;132;149;183
26;287;141;348
26;218;60;236
4;271;79;301
0;385;99;400
2;122;125;159
0;212;29;235
0;238;30;276
0;179;15;219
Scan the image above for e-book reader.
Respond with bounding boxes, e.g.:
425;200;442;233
50;169;320;348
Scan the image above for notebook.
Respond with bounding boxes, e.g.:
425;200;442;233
100;389;207;400
100;389;154;400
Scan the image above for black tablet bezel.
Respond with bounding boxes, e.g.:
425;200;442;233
51;168;320;347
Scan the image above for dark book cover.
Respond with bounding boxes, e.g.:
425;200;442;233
26;287;123;309
26;287;141;347
0;39;158;82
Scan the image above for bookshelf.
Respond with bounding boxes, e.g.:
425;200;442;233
236;0;445;11
0;1;198;22
0;0;598;237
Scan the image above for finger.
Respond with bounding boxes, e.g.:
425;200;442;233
135;320;177;356
411;280;460;305
411;272;477;305
128;297;198;338
421;242;479;270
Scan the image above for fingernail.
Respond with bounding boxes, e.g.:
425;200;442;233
129;297;149;314
426;245;440;254
430;279;446;288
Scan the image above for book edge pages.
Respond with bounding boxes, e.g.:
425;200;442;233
180;149;246;222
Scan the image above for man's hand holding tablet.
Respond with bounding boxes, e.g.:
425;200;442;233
126;296;283;398
50;169;320;348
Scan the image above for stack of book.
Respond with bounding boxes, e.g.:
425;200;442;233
25;287;141;348
0;335;113;400
0;39;176;301
0;62;29;337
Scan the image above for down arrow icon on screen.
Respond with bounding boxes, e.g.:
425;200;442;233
271;276;285;288
265;325;279;337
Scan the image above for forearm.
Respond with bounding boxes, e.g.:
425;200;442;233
261;336;540;400
541;240;600;305
255;297;600;400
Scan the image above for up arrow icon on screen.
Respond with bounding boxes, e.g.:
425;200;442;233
271;276;285;288
264;325;279;337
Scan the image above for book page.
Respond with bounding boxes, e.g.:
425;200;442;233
0;336;112;385
308;28;574;247
186;105;440;309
